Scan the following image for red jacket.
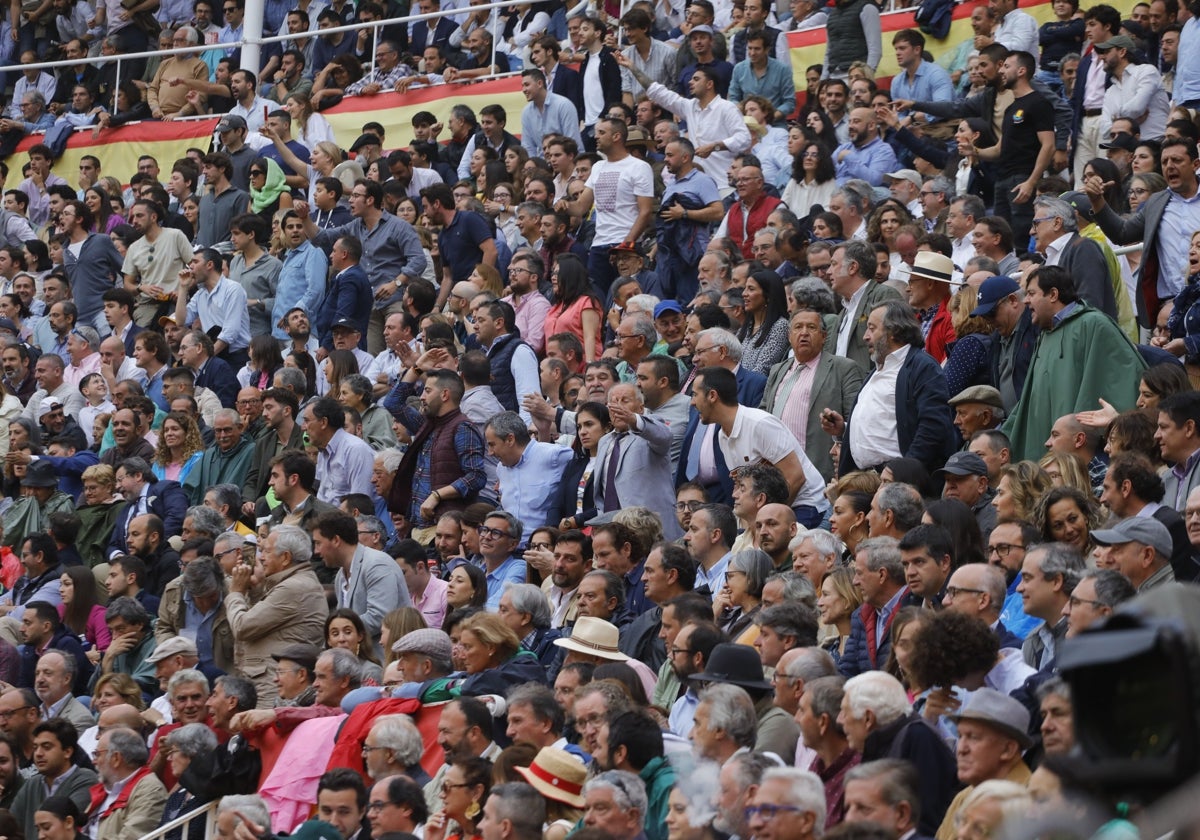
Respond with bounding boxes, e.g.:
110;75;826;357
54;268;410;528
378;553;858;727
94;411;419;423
727;193;782;260
923;299;956;364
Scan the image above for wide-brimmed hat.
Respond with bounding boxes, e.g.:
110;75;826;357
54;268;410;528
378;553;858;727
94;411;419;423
688;643;771;690
515;747;587;807
908;251;954;284
950;687;1033;750
552;616;629;661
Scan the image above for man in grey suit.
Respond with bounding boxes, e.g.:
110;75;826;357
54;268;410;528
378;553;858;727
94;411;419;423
311;509;410;650
594;382;682;540
763;309;864;483
1085;136;1200;327
637;354;692;473
1032;195;1117;321
825;240;903;372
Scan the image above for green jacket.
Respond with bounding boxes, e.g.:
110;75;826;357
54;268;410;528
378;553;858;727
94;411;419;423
11;765;98;840
184;435;255;505
1004;302;1146;461
639;755;677;840
88;630;158;698
1;492;74;549
76;500;125;567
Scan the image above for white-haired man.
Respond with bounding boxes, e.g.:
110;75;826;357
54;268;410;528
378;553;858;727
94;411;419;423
839;671;957;836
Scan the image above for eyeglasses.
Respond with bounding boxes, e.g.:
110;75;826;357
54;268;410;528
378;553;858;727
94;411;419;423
366;801;394;813
477;525;512;540
987;543;1023;557
214;546;241;560
250;170;265;177
675;500;703;512
575;712;605;730
1129;187;1150;196
0;706;33;719
668;646;692;656
529;541;553;551
744;805;802;821
944;586;985;599
361;744;392;756
507;266;532;275
1067;594;1106;610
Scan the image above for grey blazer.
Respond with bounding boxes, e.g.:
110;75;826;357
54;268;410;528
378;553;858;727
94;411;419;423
593;413;683;540
825;280;904;372
335;544;412;643
762;351;865;483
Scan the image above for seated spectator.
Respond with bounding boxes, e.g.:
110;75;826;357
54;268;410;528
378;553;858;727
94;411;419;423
10;719;98;838
159;723;219;840
88;598;157;699
361;713;429;787
91;726;169;839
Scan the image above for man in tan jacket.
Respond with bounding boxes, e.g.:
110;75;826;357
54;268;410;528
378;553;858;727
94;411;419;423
147;26;210;119
88;727;168;840
225;523;328;707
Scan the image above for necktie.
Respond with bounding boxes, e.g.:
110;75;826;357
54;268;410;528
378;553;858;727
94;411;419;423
602;433;625;510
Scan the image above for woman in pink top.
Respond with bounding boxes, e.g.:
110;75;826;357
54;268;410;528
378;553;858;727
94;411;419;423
544;254;602;362
60;566;112;657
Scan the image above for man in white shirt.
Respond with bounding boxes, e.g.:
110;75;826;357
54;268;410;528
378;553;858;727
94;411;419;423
623;56;751;188
986;0;1038;56
691;364;828;527
1097;35;1169;141
556;118;656;302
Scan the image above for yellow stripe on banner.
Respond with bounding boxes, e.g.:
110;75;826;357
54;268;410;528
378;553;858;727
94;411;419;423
787;0;1140;94
5;118;220;193
7;0;1144;185
319;78;528;152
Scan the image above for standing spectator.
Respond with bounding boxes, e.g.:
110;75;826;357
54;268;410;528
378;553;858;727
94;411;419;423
556;118;655;301
822;0;881;78
225;524;328;706
520;70;582;159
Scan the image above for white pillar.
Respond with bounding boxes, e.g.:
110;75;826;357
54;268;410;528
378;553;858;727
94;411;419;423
241;0;264;78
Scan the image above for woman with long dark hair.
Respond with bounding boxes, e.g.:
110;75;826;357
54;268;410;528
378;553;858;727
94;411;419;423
545;253;602;362
238;335;285;391
782;140;837;218
554;401;611;530
737;270;790;374
285;351;317;399
84;187;122;234
804;108;839;150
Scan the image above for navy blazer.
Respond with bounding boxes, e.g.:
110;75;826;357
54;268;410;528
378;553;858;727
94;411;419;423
107;479;190;560
840;347;957;475
315;263;373;351
675;366;767;504
410;16;456;54
988;308;1038;407
550;64;584;120
121;323;145;358
194;356;239;409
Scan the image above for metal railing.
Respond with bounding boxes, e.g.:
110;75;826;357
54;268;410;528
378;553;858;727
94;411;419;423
0;0;531;117
138;800;218;840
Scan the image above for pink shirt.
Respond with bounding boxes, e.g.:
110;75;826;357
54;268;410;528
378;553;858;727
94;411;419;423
502;291;553;355
413;575;449;630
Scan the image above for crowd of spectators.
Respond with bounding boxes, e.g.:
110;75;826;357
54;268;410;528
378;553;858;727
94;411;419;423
0;0;1190;838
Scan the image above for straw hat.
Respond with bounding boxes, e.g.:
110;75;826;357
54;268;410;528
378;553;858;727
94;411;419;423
515;747;587;807
552;616;629;661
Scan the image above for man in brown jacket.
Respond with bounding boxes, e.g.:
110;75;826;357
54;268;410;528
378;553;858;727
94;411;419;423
225;523;328;707
89;727;169;840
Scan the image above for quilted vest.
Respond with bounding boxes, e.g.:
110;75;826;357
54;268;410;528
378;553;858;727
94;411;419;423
826;0;871;73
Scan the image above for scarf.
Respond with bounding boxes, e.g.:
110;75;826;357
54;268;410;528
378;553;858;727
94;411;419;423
249;157;288;214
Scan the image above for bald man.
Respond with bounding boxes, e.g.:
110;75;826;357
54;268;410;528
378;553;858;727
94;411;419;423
833;107;899;187
940;563;1022;650
756;504;797;571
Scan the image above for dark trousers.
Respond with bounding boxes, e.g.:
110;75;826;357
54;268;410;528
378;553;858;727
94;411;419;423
993;173;1036;243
